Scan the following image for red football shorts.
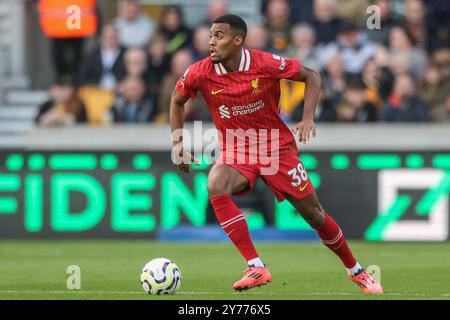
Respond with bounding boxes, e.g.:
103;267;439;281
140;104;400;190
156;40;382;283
217;151;315;202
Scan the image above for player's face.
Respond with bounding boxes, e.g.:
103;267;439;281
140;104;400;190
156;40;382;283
209;23;242;63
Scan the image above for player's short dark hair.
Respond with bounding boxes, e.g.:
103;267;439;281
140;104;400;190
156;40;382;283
212;14;247;40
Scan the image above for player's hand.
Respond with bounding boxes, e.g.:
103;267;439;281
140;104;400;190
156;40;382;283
171;144;200;173
292;119;316;144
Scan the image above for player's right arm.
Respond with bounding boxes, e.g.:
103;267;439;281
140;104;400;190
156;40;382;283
169;67;200;173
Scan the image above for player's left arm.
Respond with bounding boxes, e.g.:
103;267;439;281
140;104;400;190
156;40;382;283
290;66;322;144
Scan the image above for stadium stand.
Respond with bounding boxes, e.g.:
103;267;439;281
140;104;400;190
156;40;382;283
0;0;448;149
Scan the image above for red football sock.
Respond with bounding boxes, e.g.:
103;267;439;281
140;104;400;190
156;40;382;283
210;194;259;261
314;213;357;268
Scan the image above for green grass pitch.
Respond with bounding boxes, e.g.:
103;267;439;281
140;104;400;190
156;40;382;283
0;240;449;300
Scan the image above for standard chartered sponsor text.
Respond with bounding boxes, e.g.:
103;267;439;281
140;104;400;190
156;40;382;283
232;100;265;116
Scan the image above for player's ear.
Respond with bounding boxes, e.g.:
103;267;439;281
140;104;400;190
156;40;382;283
234;35;244;47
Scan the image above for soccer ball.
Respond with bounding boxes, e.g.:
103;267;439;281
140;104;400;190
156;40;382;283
140;258;182;295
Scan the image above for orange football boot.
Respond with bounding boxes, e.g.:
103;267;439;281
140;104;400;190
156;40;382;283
349;270;383;294
232;267;272;291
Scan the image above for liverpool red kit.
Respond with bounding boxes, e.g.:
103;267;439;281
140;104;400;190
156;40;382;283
176;48;314;201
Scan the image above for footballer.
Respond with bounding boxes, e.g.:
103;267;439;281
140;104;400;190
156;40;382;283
169;14;382;294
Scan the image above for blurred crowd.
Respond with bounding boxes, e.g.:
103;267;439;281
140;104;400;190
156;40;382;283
35;0;450;127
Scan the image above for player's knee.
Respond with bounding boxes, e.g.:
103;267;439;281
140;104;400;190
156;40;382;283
304;203;326;228
207;171;232;197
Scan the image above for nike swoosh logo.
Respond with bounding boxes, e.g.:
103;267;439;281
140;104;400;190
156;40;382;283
226;229;234;236
211;89;224;95
299;182;309;192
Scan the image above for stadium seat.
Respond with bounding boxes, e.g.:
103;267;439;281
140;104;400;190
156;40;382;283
78;85;115;125
280;80;305;115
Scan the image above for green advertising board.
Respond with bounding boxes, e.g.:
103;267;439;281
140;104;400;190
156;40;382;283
0;151;449;240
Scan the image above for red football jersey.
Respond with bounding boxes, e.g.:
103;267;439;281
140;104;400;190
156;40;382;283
176;48;301;163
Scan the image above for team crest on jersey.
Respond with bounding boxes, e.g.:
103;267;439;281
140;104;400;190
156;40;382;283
251;78;260;93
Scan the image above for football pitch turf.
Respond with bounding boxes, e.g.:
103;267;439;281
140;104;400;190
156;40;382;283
0;240;449;300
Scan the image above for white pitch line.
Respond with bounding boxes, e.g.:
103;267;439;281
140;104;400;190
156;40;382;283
0;290;449;298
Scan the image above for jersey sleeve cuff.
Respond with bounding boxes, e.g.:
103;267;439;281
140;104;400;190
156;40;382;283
175;81;196;100
288;59;302;81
